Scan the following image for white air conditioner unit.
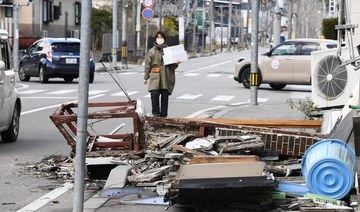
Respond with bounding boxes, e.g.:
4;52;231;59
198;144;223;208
311;47;360;108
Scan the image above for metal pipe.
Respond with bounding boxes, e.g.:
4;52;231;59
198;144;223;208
210;0;214;54
122;0;128;68
250;0;259;106
226;0;232;52
220;5;223;52
72;0;92;211
13;0;19;72
136;0;141;49
112;0;118;66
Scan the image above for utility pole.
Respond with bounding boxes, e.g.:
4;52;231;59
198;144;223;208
245;0;250;49
65;12;68;39
220;5;223;52
13;0;19;72
122;0;128;68
238;8;243;49
250;0;259;106
202;0;205;53
273;0;282;47
226;0;232;52
210;0;214;54
73;0;92;211
112;0;118;67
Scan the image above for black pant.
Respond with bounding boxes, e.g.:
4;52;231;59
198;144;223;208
150;89;169;117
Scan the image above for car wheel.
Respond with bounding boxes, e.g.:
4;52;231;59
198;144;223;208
269;83;287;90
64;77;74;82
240;67;251;88
39;66;48;83
89;74;94;83
18;66;30;81
1;104;20;143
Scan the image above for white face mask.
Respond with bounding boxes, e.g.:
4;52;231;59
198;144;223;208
156;38;164;45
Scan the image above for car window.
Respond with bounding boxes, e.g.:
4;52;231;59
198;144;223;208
326;44;337;49
0;40;10;69
299;43;320;55
271;43;298;56
27;43;38;54
51;42;80;53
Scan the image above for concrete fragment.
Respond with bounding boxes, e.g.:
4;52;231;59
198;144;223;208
104;165;132;189
185;138;213;150
164;153;183;159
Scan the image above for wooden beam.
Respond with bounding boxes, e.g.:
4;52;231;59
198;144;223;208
190;155;259;164
175;118;322;129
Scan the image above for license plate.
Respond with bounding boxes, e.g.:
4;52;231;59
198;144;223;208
66;58;77;64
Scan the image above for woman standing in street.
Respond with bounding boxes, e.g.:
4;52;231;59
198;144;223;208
144;31;180;118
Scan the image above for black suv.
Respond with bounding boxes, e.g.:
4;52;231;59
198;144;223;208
19;38;95;83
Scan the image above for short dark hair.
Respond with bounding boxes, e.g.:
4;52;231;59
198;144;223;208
155;31;166;42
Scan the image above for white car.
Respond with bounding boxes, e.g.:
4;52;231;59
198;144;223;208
0;30;21;143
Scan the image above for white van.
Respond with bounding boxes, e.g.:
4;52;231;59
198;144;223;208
0;30;21;142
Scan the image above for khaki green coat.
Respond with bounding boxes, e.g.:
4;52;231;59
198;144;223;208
144;45;178;95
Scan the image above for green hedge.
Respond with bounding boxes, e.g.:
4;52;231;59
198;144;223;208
322;18;338;40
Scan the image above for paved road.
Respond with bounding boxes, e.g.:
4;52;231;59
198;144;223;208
0;49;312;211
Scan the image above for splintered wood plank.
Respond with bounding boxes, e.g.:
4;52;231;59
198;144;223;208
172;145;206;156
175;118;322;129
189;155;260;164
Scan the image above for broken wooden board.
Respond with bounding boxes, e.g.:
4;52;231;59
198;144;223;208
127;165;172;183
175;118;322;129
189;155;259;164
215;139;265;152
175;162;265;180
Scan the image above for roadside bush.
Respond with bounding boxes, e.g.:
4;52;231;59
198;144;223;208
322;18;338;40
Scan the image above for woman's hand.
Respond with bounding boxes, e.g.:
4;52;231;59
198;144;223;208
144;80;147;85
175;60;181;65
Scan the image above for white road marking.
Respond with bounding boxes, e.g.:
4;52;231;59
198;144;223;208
288;92;311;99
21;96;78;99
47;90;77;95
186;60;232;73
89;90;108;95
119;72;137;75
206;74;221;78
176;94;202;100
184;73;200;77
16;182;73;212
211;95;235;101
228;75;234;78
16;83;30;90
111;91;139;96
186;106;226;118
19;89;47;94
144;94;151;98
245;98;269;103
21;94;104;115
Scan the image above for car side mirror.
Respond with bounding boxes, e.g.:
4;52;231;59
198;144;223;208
265;51;271;57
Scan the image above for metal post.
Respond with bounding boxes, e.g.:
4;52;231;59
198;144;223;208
210;0;214;54
159;0;163;30
245;0;250;49
192;0;198;53
13;0;19;72
72;0;92;211
220;5;223;52
288;0;293;39
250;0;259;106
112;0;118;67
65;11;68;39
145;20;149;54
121;0;128;68
226;0;232;52
136;0;141;49
202;0;205;53
273;0;281;47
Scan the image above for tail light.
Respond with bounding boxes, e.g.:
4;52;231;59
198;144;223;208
46;51;53;62
89;51;93;61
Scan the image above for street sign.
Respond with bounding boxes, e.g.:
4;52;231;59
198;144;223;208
143;0;154;8
142;8;154;20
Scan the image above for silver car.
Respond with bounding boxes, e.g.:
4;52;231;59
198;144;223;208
0;30;21;143
234;39;338;89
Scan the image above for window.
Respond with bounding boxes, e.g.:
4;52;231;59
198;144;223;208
75;2;81;25
51;42;80;53
271;43;299;56
43;0;54;23
299;43;320;55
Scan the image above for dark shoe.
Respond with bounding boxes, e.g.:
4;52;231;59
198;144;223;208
153;114;161;117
